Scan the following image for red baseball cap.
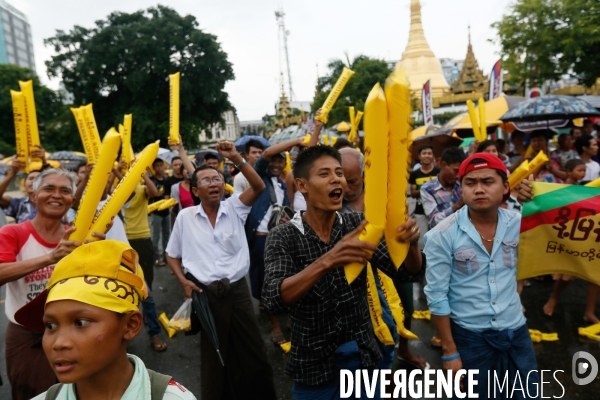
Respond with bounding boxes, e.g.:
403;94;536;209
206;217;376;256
458;152;511;202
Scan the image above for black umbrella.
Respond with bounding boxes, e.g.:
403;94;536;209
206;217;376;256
194;149;223;164
500;95;600;122
411;130;463;161
192;290;224;366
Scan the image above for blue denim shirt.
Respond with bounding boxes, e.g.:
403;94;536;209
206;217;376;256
423;206;526;332
244;157;290;241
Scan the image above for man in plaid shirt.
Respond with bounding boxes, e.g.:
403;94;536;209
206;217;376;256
262;146;425;399
420;147;467;228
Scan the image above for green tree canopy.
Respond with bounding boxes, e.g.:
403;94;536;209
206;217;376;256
45;5;234;150
493;0;600;88
311;55;392;127
0;64;64;156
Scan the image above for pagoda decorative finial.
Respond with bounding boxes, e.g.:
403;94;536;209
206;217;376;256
450;28;488;95
402;0;435;59
400;0;449;98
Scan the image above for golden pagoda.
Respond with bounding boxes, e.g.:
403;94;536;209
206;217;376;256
273;82;303;130
449;27;488;95
400;0;449;99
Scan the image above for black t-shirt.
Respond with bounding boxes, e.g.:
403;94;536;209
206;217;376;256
409;166;440;215
149;175;169;216
164;175;184;198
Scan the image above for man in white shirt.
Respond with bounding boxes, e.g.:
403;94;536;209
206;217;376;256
575;134;600;183
233;139;264;193
166;141;276;400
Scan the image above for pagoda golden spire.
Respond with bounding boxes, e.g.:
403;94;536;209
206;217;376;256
399;0;449;99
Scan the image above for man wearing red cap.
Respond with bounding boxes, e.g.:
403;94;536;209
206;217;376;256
423;153;538;399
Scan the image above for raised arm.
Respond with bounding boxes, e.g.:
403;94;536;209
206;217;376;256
169;135;196;177
71;164;92;210
284;172;296;210
0;159;25;208
216;141;265;206
308;108;325;147
143;174;160;198
262;137;303;162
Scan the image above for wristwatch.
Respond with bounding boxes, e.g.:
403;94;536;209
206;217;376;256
235;159;246;170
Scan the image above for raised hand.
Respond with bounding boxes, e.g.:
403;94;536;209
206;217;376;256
322;220;377;269
216;141;239;160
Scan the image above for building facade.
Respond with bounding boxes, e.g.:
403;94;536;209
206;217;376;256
198;110;240;143
0;0;35;70
440;58;464;86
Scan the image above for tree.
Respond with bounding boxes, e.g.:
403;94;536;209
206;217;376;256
45;5;234;150
492;0;600;88
492;0;565;88
0;64;65;156
311;55;392;127
560;0;600;87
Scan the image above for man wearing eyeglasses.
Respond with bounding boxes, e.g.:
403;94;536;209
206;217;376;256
166;141;277;400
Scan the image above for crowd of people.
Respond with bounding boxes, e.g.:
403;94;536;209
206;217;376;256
0;113;598;399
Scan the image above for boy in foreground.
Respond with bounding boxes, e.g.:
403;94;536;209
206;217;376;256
15;240;196;400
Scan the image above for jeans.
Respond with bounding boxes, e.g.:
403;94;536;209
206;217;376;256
150;213;171;262
142;283;161;338
451;322;539;399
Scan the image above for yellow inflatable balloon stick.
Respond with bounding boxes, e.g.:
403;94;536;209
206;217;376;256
466;100;482;142
384;65;411;269
315;67;355;124
10;90;29;173
81;104;102;163
18;80;41;162
71;129;121;243
169;72;181;145
344;83;388;284
478;98;487;142
87;141;160;241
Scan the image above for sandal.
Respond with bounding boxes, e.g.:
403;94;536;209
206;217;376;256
271;331;288;347
151;336;168;352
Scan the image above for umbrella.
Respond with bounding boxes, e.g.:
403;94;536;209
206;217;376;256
195;149;222;164
578;95;600;110
410;130;463;161
500;95;600;123
409;124;440;142
191;290;224;366
234;135;271;149
156;150;178;165
47;151;87;171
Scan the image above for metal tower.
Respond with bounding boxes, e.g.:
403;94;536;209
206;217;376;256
275;8;294;101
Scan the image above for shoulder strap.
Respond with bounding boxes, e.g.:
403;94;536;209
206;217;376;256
148;369;172;400
45;383;64;400
268;178;277;205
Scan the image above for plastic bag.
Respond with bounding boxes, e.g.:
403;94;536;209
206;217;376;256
167;298;192;332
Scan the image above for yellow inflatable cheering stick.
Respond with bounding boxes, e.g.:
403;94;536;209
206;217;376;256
71;107;94;163
508;160;530;190
121;114;135;169
169;72;181;145
87;141;160;241
366;264;395;345
344;83;388;284
71;129;121;243
315;67;355;124
378;271;419;340
10;90;29;173
19;80;41;163
81;104;102;163
467;100;485;142
384;65;411;268
478;98;487;142
527;150;550;176
348;107;363;143
586;178;600;188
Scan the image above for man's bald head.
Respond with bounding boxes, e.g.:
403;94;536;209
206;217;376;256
340;148;364;202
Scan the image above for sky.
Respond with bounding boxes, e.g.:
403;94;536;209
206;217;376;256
11;0;514;121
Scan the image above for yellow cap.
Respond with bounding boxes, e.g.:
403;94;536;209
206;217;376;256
15;240;148;332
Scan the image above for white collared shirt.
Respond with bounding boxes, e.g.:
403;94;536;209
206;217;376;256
166;193;251;285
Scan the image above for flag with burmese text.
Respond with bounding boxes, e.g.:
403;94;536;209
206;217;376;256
518;183;600;285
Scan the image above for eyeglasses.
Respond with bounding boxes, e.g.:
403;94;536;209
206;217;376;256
198;177;223;186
